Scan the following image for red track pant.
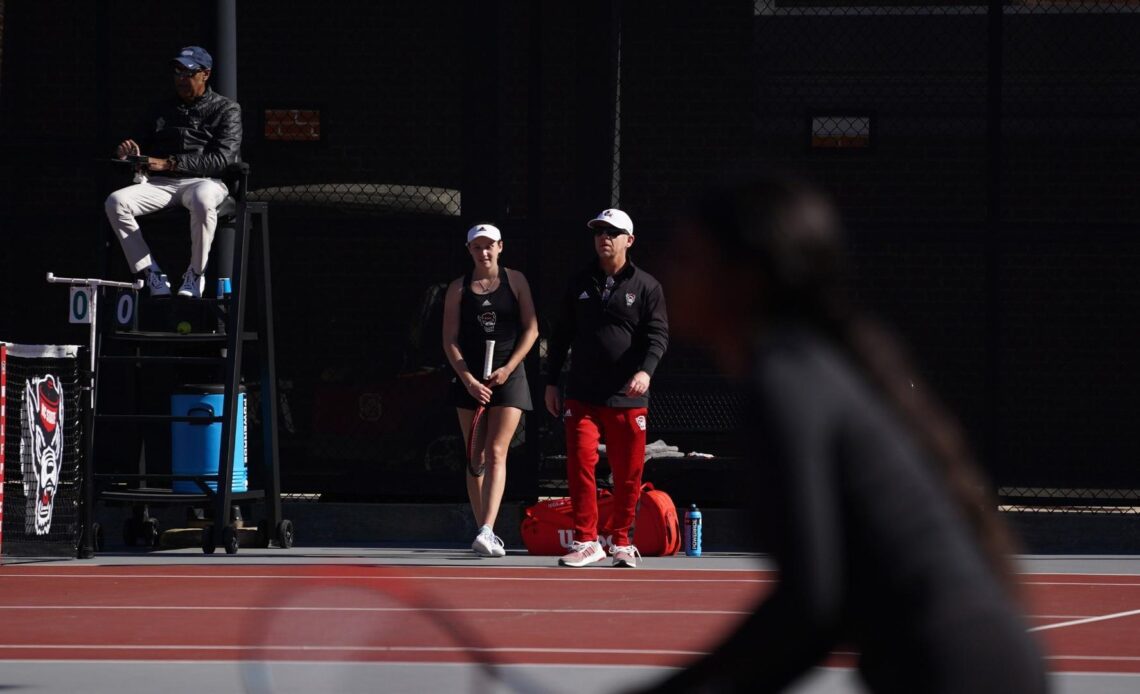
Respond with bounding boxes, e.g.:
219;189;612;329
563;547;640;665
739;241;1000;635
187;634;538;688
564;399;648;547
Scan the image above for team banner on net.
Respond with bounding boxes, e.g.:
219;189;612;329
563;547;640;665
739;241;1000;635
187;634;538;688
0;343;82;558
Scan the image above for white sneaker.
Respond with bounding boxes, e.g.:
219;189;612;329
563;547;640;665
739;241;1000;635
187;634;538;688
472;529;506;557
177;268;205;298
558;540;606;568
611;544;642;568
145;270;171;298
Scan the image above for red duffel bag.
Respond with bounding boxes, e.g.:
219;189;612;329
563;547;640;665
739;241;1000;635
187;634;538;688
520;483;681;556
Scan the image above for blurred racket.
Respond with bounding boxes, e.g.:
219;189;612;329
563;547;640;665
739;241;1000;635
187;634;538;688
239;571;546;694
466;339;495;477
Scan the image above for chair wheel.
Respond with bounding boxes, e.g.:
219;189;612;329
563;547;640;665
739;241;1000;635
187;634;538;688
223;525;240;554
275;519;294;549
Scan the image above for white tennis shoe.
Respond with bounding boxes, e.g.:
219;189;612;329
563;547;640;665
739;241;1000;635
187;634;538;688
177;268;205;298
558;540;606;567
472;528;506;557
611;544;642;568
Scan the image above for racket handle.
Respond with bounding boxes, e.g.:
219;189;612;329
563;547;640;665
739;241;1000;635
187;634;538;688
483;340;495;380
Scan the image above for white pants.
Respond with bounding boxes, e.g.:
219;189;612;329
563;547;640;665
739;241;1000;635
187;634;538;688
104;175;230;275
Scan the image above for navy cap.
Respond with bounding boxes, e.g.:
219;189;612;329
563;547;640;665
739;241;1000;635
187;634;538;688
172;46;213;71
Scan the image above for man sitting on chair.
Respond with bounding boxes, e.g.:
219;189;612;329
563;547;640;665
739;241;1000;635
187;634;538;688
104;46;242;298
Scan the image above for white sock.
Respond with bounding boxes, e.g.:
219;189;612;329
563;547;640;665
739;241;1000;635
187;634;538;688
479;524;493;536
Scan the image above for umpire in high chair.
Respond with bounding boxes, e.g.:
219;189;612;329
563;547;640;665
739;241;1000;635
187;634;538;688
104;46;242;299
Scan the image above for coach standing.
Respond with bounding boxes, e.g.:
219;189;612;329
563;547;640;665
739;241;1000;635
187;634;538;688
545;208;669;568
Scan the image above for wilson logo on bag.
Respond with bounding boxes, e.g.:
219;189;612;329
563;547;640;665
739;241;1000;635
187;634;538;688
521;483;682;556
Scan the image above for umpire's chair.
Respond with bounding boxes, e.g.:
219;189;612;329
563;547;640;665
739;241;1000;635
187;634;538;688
209;161;251;285
88;160;287;556
119;162;250;288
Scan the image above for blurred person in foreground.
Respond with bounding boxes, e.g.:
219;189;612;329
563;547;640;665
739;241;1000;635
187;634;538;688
645;176;1047;693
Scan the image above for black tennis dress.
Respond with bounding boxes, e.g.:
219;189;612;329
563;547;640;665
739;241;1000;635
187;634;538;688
450;269;533;411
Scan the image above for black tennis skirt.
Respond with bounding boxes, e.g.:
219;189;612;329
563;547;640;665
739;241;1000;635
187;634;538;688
450;368;533;411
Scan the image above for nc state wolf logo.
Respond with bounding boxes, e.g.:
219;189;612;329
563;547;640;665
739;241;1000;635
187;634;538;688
478;310;497;334
21;374;63;536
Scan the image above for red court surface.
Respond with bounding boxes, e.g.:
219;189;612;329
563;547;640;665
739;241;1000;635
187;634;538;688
1;556;1139;692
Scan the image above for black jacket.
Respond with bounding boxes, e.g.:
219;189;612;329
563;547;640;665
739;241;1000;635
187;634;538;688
546;260;668;408
135;87;242;178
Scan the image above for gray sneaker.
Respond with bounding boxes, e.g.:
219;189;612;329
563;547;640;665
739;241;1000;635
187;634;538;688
177;268;205;298
611;544;642;568
558;540;606;568
145;270;171;298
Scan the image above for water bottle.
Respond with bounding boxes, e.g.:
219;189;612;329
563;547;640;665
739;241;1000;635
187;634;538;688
215;277;231;335
684;504;702;557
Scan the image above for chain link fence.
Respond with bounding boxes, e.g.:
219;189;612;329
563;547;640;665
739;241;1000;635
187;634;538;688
4;1;1137;511
734;1;1140;513
248;106;461;215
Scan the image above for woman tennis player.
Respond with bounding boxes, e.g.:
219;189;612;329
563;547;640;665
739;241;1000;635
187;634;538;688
442;223;538;557
646;177;1047;693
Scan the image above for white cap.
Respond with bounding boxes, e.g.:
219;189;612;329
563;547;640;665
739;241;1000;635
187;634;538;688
586;208;634;236
466;224;502;244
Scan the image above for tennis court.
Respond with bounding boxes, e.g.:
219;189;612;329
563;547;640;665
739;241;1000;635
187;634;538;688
5;2;1140;693
2;549;1138;693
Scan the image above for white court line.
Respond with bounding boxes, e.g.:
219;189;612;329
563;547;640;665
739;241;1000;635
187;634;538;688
16;562;773;574
5;648;1140;671
0;573;771;584
1046;655;1140;662
0;605;1096;619
0;644;708;656
6;571;1135;586
1029;608;1140;633
1022;581;1140;587
0;658;685;671
1021;572;1140;577
3;646;1139;662
0;605;749;616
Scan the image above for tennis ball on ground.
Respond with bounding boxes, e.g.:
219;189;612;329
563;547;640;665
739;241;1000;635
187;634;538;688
176;321;192;335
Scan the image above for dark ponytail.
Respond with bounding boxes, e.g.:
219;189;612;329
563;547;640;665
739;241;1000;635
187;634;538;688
693;176;1020;596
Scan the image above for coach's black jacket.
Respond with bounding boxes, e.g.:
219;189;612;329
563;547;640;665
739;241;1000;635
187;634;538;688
546;260;669;408
134;87;242;179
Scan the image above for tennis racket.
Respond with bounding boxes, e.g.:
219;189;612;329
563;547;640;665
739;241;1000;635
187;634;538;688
239;572;547;694
466;339;495;477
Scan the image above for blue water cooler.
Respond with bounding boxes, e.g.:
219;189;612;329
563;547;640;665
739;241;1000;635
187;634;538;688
171;384;248;493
